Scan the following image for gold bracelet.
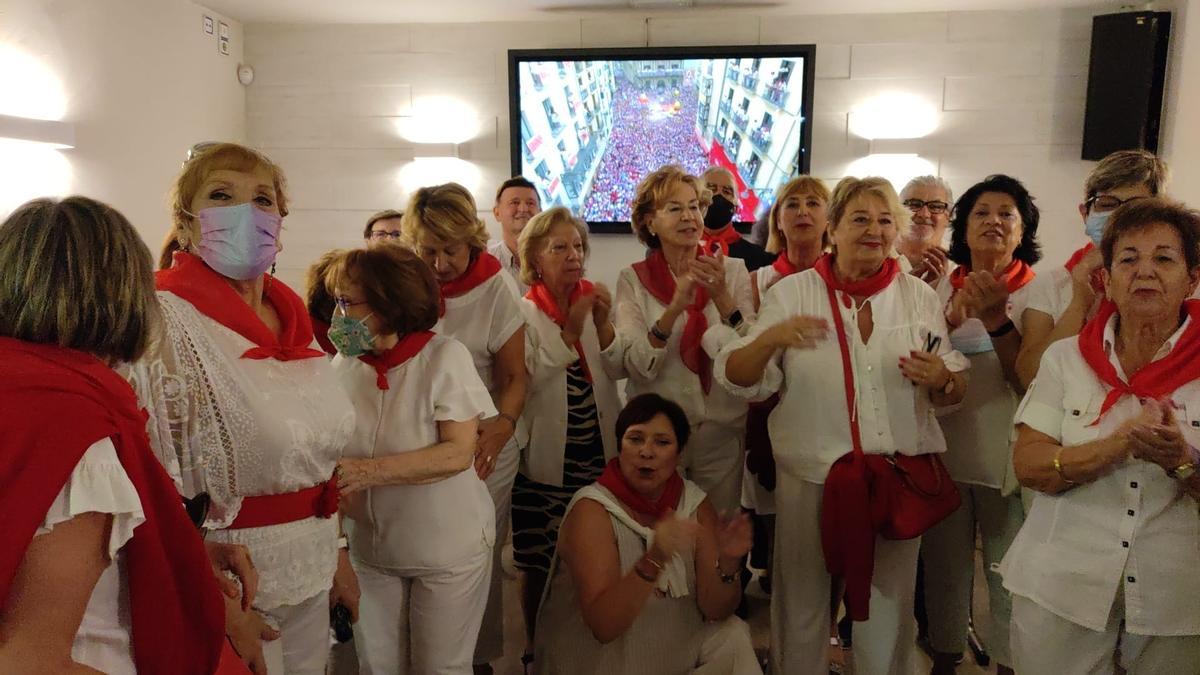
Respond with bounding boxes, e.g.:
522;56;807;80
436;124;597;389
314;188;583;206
1053;446;1076;486
643;553;664;571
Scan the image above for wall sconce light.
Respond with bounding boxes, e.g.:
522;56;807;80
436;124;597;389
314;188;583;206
395;95;481;146
847;153;937;191
850;92;940;140
0;113;74;149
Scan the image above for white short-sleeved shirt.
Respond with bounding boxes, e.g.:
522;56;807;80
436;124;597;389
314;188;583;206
615;255;756;428
488;239;529;296
715;269;968;484
933;275;1033;488
436;272;526;399
1002;316;1200;635
35;437;143;675
333;335;498;571
1023;265;1075;324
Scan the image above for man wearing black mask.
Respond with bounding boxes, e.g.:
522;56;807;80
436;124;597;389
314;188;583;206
701;166;775;271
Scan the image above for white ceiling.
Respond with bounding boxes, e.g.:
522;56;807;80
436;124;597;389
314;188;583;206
198;0;1111;25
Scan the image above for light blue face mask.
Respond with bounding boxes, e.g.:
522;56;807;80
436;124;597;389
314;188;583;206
1084;210;1110;246
328;309;376;358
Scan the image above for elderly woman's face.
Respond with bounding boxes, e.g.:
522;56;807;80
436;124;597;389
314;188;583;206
831;194;897;271
189;166;283;250
965;191;1023;259
535;222;585;289
332;279;389;338
778;190;828;249
902;183;950;246
618;413;681;498
1105;222;1199;319
415;231;472;284
647;183;703;250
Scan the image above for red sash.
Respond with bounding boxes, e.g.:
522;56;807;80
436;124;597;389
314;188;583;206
158;252;325;361
948;259;1036;294
440;252;502;299
701;226;742;256
596;457;684;522
357;331;436;390
227;479;340;529
526;280;596;382
633;248;712;393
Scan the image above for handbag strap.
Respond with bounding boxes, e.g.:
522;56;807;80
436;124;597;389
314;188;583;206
823;280;864;460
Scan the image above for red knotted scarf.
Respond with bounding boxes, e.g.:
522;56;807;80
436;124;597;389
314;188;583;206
526;280;596;382
440;251;503;299
948;259;1036;294
596;457;684;522
1077;299;1200;425
633;248;712;393
0;338;225;675
701;226;742;256
357;331;436;390
158;252;325;361
812;253;901;303
771;251;801;278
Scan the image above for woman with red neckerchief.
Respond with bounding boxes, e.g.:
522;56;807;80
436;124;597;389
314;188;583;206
615;165;756;516
1004;198;1200;674
718;177;968;674
324;246;498;674
131;143;357;675
924;175;1043;675
399;182;528;674
1015;150;1169;390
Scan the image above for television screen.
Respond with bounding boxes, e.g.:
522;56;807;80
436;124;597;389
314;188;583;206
509;45;815;232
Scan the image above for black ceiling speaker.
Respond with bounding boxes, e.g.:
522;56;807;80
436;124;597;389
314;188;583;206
1081;11;1171;161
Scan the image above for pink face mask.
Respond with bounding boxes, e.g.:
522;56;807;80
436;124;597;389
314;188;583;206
188;202;282;280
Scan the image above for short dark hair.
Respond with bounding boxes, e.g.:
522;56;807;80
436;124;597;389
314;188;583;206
1101;198;1200;271
947;174;1042;266
305;249;346;323
495;176;540;205
363;209;404;239
0;197;158;363
615;393;691;452
324;246;440;336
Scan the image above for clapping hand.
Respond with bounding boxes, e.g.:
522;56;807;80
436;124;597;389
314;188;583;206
1128;400;1192;474
715;510;753;561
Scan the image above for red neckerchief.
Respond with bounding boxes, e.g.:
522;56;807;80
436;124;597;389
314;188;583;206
948;259;1036;294
813;253;901;307
1064;243;1106;294
440;251;502;299
312;317;336;356
632;247;712;393
596;457;684;522
1078;299;1200;425
701;225;742;256
158;252;325;361
771;251;801;277
0;338;225;675
357;331;436;390
526;280;596;382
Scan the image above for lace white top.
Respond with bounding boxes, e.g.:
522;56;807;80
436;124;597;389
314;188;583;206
130;291;356;610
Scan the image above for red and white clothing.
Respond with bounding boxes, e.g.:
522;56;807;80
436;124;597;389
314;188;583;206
333;333;497;674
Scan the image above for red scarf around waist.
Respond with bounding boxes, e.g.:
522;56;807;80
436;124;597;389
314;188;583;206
701;226;742;256
948;258;1036;294
440;251;502;299
1064;243;1106;294
158;251;325;362
526;280;595;382
0;338;225;675
596;457;684;522
813;253;900;305
633;247;712;393
357;331;436;390
1078;299;1200;425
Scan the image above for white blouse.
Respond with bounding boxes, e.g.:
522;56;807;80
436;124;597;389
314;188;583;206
333;335;498;571
1023;265;1074;324
131;291;356;610
1002;315;1200;635
715;269;968;485
933;275;1032;489
436;271;526;400
615;255;756;428
519;297;625;486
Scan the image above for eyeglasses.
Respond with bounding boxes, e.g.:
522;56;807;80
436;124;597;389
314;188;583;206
334;296;369;311
1086;194;1146;214
368;231;403;241
904;199;950;215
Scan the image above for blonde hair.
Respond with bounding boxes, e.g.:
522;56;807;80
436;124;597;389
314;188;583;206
168;142;289;252
518;206;590;286
630;165;705;248
1085;150;1169;199
400;183;489;253
766;176;831;254
828;176;909;239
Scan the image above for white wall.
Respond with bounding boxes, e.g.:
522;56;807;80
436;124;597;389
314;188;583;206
246;6;1127;291
0;0;246;248
1160;0;1200;204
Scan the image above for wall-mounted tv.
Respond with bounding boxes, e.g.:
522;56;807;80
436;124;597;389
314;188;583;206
509;45;816;233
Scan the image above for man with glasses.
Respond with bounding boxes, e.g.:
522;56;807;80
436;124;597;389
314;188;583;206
363;209;404;247
1014;150;1169;389
899;176;955;285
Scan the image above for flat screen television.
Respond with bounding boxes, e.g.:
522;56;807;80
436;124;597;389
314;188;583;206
508;45;816;233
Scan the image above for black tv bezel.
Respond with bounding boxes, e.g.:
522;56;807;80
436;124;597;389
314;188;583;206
507;44;817;234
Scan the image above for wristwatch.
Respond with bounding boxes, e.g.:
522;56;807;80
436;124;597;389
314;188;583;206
1168;460;1197;480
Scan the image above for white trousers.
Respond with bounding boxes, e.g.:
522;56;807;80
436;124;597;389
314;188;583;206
260;590;331;675
694;616;764;675
474;435;518;665
771;478;919;675
353;552;492;675
920;480;1023;666
1011;594;1200;675
680;421;745;515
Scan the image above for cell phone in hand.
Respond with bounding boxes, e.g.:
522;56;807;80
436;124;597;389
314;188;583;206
330;603;353;643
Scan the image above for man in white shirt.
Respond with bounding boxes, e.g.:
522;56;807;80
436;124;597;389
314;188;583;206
488;177;541;293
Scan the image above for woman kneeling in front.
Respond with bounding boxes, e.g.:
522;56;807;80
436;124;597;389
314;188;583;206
535;393;762;675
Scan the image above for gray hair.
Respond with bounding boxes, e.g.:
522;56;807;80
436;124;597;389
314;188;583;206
900;175;954;205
